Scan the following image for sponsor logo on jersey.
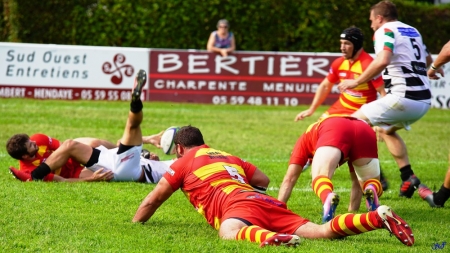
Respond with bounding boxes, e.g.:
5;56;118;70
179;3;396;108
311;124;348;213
120;153;135;163
167;167;175;176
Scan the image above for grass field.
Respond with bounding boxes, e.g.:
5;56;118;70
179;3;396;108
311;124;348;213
0;98;449;252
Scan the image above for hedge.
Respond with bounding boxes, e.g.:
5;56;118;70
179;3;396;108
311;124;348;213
1;0;449;53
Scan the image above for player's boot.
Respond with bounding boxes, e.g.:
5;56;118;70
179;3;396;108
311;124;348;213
132;69;147;102
375;205;414;246
418;184;440;208
259;234;300;247
364;184;380;211
399;175;420;198
322;192;340;223
9;167;32;182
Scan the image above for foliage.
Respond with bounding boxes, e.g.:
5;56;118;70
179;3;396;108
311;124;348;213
0;98;449;252
1;0;449;53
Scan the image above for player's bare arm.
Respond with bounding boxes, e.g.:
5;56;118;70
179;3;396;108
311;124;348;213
278;164;303;203
52;168;114;182
338;50;392;92
428;40;450;79
133;178;174;223
142;131;164;148
248;167;270;193
295;78;334;121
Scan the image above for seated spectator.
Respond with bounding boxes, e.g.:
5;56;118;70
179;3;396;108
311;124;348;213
207;19;235;57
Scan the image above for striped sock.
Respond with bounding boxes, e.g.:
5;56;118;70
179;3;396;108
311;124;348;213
330;211;383;236
312;175;334;204
364;179;383;197
236;225;277;243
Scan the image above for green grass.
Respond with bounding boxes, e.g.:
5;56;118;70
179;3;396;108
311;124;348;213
0;98;449;252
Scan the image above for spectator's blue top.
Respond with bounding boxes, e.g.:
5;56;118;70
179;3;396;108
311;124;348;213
213;31;233;49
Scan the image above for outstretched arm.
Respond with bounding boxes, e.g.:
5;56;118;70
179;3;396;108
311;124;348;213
339;50;392;92
278;164;303;203
142;130;164;148
52;168;114;182
428;40;450;80
133;178;174;223
295;78;334;121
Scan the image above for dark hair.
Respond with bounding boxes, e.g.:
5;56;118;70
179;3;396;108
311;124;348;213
371;0;398;21
340;26;364;57
174;125;205;148
6;134;30;160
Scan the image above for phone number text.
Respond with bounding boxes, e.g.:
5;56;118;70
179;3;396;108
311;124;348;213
212;96;298;106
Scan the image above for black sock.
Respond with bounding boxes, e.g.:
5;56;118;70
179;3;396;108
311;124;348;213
434;184;450;206
85;148;100;167
130;99;143;113
400;165;414;181
31;163;51;180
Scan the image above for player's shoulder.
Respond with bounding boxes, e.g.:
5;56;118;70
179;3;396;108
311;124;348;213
330;56;346;70
31;133;51;142
357;51;375;65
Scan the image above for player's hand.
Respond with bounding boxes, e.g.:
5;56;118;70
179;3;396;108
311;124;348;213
372;126;384;142
142;130;164;148
338;79;359;93
427;67;445;80
91;168;114;182
295;109;314;121
149;152;160;161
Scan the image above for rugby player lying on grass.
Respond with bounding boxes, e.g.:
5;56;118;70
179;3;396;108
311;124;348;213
7;69;171;184
133;125;415;247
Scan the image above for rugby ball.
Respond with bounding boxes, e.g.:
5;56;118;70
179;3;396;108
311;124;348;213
160;126;180;155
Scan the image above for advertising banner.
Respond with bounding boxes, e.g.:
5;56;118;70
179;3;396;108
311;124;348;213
149;49;339;106
1;43;449;109
0;42;149;101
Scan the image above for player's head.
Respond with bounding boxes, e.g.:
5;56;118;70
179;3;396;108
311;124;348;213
340;27;364;59
370;1;398;31
6;134;37;160
173;125;205;158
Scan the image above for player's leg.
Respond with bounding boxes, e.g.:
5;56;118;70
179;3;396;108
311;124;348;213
294;205;414;246
120;69;147;147
220;218;300;247
30;139;94;180
311;146;341;223
73;137;117;149
352;158;383;211
419;154;450;207
348;170;362;211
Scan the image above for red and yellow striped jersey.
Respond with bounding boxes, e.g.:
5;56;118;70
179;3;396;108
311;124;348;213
19;133;84;181
325;50;383;115
164;144;257;229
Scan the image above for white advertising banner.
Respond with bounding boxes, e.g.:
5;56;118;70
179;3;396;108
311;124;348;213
0;42;149;101
1;42;449;109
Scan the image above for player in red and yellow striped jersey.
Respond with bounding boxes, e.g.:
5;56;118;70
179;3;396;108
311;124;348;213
133;125;414;247
295;27;384;121
6;133;85;181
279;116;383;223
294;27;387;212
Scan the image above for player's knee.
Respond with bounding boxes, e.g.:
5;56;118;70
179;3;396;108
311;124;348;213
353;158;380;181
60;139;76;149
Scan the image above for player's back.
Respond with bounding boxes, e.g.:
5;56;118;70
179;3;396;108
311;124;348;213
168;145;257;227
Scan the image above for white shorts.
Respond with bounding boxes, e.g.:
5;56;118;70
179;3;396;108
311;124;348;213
87;145;143;181
360;94;430;131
